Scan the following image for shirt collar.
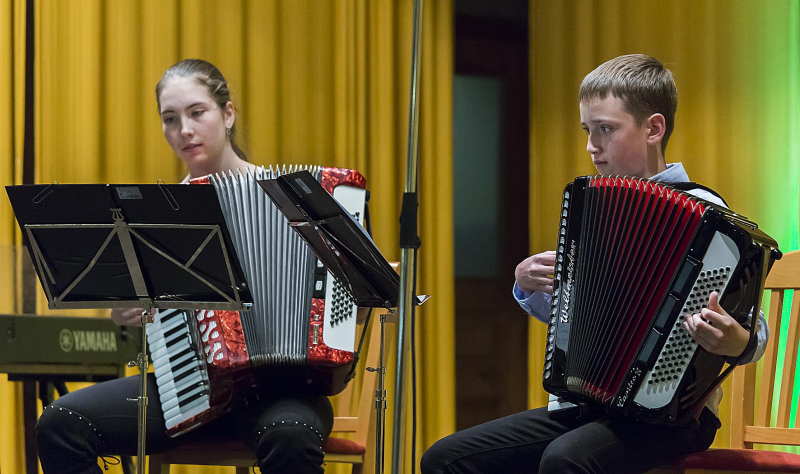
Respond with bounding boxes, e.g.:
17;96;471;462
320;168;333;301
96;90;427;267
650;162;689;184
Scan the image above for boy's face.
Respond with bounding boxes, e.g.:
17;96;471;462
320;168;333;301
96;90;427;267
580;95;660;178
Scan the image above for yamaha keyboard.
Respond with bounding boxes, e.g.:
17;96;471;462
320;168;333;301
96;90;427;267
0;314;141;379
1;314;141;474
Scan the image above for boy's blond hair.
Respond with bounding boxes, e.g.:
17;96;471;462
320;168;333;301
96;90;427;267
580;54;677;153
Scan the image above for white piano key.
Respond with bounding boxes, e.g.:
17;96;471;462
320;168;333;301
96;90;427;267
152;345;192;371
151;332;191;361
154;351;195;378
154;358;203;386
157;370;204;398
147;317;188;345
165;398;210;430
161;383;205;414
148;310;185;333
163;385;207;418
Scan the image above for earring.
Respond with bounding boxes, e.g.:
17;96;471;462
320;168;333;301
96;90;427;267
226;127;232;136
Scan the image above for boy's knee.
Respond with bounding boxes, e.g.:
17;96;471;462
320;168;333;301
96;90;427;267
419;449;441;474
539;444;584;474
420;437;454;474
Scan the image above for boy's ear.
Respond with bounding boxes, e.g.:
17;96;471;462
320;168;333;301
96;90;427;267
645;113;666;146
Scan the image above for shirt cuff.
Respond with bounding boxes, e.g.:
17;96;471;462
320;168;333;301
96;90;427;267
513;282;551;323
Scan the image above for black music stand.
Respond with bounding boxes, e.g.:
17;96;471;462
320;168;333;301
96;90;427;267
6;183;252;310
258;171;425;309
6;182;253;474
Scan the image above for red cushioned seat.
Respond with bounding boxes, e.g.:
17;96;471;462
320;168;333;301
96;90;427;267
322;436;366;455
678;448;800;472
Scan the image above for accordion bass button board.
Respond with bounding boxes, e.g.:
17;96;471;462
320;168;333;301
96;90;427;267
543;175;782;425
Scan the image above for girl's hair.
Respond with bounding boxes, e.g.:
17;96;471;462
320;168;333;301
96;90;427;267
156;59;248;161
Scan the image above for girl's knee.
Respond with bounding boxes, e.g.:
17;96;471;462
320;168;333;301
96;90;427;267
254;424;326;474
36;405;104;474
35;404;95;445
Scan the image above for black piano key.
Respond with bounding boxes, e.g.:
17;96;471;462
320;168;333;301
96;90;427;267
168;347;194;365
177;381;204;399
159;309;185;325
170;354;199;373
174;366;202;385
177;389;207;410
163;324;186;340
164;328;191;348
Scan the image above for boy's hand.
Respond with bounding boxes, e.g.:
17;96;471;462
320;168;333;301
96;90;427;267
682;291;750;357
111;308;145;327
515;250;557;295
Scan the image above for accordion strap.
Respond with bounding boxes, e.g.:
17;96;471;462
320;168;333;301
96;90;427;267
666;181;729;207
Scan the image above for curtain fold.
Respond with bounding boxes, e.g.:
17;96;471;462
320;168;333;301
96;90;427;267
0;0;25;242
0;1;454;473
0;1;28;473
528;0;800;451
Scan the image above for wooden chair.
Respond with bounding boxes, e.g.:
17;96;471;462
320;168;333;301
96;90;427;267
649;249;800;474
147;312;387;474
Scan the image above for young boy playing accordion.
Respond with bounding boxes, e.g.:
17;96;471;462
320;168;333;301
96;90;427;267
421;54;768;474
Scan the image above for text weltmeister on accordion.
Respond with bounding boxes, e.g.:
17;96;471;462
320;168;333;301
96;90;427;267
543;176;781;425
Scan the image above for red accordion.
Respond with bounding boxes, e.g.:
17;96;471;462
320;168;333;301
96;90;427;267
543;176;781;425
147;166;367;437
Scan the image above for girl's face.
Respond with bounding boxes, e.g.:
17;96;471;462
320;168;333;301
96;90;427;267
158;75;234;170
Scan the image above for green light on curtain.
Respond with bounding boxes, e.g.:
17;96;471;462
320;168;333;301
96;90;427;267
767;0;800;451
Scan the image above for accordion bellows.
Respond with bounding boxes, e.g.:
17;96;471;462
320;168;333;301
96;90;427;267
147;165;367;437
543;176;781;425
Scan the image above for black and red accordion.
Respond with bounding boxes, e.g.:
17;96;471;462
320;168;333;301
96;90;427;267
147;165;367;436
543;176;781;425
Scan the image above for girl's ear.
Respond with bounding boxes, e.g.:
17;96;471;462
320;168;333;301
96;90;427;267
224;101;235;130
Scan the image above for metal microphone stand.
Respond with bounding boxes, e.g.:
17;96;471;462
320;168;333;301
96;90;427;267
391;1;424;473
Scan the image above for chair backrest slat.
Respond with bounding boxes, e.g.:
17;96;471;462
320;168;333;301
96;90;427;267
778;295;800;427
732;362;757;448
789;297;800;426
738;249;800;447
756;291;784;427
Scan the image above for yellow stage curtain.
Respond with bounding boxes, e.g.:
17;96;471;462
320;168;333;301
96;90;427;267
0;1;29;473
527;0;800;451
1;1;454;473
